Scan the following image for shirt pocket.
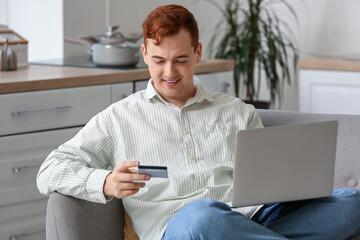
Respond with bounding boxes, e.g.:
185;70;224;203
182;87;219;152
198;123;237;164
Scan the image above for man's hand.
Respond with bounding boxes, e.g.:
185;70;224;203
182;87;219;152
103;161;150;199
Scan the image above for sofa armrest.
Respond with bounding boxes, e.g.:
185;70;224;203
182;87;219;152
46;192;125;240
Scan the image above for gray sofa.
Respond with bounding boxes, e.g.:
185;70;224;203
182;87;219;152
46;110;360;240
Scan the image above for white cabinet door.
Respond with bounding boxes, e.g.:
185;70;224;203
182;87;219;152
198;71;235;96
0;127;82;206
0;127;81;240
0;198;48;223
299;70;360;114
134;80;148;92
0;214;45;240
0;85;110;136
111;82;134;103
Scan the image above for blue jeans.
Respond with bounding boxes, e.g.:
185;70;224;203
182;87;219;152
162;188;360;240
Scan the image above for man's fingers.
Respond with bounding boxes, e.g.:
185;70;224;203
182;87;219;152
104;161;150;199
112;172;150;182
128;168;139;174
115;161;140;173
112;162;150;181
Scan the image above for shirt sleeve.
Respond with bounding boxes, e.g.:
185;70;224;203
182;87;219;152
36;108;114;204
246;104;264;130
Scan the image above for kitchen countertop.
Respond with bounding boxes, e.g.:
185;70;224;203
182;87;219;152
0;59;234;94
298;57;360;72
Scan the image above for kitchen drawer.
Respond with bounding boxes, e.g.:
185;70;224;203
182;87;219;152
197;71;235;96
111;82;133;103
0;198;47;223
0;214;45;240
0;85;110;136
0;153;47;186
0;127;82;205
0;184;46;207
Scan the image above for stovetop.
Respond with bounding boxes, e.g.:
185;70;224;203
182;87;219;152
30;55;148;70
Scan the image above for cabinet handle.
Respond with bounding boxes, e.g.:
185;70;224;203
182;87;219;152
12;165;42;173
222;82;230;94
11;106;72;117
9;230;45;240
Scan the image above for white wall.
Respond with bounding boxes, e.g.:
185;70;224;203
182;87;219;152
2;0;63;61
0;0;7;25
63;0;106;58
63;0;220;58
282;0;360;111
107;0;222;58
295;0;360;58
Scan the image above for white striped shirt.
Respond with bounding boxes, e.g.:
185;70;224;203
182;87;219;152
37;76;264;240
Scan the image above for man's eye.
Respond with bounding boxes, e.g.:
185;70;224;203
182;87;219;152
176;60;187;64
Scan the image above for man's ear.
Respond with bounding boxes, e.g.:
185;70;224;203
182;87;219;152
195;42;202;64
141;44;148;65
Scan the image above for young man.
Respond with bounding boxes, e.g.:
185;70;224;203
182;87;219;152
37;4;360;240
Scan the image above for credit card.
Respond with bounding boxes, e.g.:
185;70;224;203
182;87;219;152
138;165;168;178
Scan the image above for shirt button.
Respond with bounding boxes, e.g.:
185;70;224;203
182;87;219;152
184;129;189;134
188;155;194;160
220;125;225;130
97;199;101;203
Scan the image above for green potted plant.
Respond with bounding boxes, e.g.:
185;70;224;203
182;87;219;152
207;0;298;108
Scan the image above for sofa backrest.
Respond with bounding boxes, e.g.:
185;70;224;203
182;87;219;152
257;109;360;191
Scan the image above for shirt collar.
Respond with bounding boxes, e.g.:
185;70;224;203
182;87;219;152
143;79;158;100
144;75;213;105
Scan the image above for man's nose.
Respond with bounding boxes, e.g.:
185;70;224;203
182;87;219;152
164;62;177;78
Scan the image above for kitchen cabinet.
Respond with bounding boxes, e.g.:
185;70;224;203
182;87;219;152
198;70;234;96
0;83;132;240
0;128;81;240
0;215;46;240
134;80;148;92
111;82;134;103
298;58;360;115
0;85;111;136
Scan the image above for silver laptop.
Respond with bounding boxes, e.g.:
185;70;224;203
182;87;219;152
232;121;338;208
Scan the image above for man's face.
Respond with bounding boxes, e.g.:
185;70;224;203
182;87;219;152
141;29;202;107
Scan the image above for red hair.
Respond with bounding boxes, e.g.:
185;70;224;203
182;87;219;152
142;4;199;51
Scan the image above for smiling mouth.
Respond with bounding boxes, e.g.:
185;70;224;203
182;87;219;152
163;78;179;82
163;78;180;86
